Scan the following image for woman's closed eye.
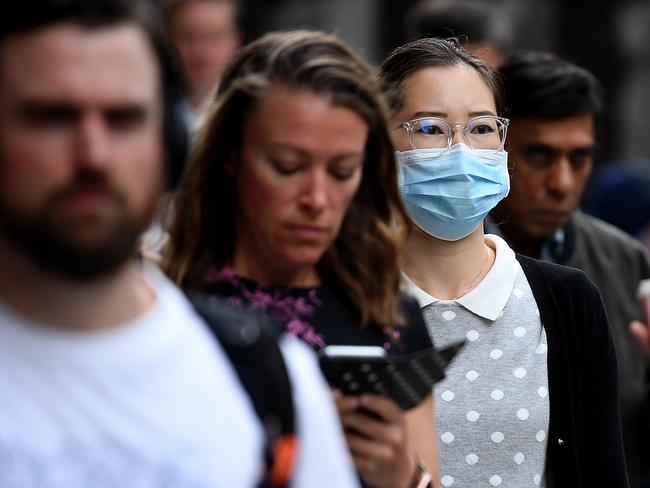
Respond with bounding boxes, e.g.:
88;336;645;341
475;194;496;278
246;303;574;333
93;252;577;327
329;164;360;181
328;156;363;181
270;158;305;176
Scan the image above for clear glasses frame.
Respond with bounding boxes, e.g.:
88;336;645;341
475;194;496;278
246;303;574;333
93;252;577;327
400;115;510;152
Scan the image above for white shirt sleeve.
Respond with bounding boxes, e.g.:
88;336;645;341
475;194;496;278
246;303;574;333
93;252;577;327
279;337;360;488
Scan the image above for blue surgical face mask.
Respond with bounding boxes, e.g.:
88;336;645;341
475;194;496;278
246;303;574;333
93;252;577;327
397;143;510;241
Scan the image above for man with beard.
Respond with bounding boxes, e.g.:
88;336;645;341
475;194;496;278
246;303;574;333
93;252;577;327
0;1;358;486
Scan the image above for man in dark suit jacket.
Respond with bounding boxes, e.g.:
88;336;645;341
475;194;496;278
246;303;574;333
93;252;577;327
490;50;650;488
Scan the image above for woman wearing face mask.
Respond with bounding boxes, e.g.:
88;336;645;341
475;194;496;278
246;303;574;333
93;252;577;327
379;38;628;487
165;31;439;488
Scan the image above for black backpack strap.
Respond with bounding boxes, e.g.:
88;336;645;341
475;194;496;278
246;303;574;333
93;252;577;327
189;294;297;488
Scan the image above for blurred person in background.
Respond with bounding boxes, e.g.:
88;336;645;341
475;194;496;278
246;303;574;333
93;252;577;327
403;0;512;68
380;37;628;487
164;0;241;131
0;1;359;486
489;50;650;487
165;29;440;488
142;0;241;260
582;160;650;251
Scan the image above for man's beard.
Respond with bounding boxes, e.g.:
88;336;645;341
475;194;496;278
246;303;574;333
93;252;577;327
0;169;160;282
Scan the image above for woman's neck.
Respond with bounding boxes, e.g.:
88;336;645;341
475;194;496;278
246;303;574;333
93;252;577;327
230;250;321;289
401;225;495;300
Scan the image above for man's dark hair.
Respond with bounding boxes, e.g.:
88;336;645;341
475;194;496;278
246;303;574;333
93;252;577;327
0;0;175;100
1;0;161;46
379;37;504;116
499;50;603;121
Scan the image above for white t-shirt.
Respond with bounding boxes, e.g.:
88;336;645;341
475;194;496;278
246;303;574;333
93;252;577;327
0;267;358;488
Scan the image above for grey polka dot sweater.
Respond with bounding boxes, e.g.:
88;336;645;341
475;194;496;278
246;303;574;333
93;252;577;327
426;265;548;487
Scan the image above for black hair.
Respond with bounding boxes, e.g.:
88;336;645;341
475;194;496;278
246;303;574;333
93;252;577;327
1;0;160;42
499;50;603;121
379;37;504;116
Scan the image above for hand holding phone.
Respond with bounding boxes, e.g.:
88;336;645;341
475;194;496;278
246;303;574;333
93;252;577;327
334;391;418;488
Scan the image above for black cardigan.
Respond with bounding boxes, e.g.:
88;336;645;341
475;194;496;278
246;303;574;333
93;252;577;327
518;255;629;487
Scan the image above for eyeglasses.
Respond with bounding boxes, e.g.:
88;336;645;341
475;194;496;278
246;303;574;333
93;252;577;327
400;115;509;152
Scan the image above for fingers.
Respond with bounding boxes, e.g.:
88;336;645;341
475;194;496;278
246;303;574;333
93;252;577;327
341;410;403;447
630;320;650;357
346;432;416;488
346;432;395;461
358;394;402;423
337;393;414;488
332;389;360;414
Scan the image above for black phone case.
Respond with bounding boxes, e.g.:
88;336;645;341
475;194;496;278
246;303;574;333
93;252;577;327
319;341;464;410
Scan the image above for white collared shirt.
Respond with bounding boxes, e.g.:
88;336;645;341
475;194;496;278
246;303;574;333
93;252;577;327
403;234;550;488
402;234;519;321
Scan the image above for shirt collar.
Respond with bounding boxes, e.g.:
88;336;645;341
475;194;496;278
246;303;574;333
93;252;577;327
485;215;566;264
401;234;519;321
539;229;565;263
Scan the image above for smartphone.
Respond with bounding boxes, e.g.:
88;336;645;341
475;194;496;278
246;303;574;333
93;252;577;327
319;341;464;410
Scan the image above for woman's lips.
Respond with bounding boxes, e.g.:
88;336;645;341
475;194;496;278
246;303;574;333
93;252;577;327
286;225;329;240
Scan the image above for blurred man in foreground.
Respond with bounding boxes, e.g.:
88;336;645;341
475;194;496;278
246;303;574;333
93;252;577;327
0;1;358;486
